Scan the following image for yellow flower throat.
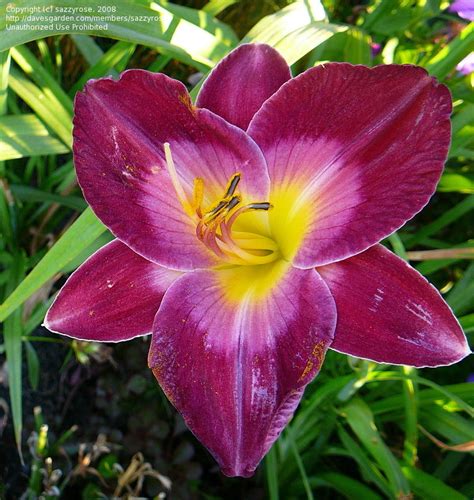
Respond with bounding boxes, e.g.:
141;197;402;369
164;143;279;266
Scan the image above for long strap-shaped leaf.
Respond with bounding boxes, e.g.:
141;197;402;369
0;114;70;160
0;208;105;322
0;0;235;70
242;0;346;65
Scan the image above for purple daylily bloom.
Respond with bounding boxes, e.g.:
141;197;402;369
371;42;382;57
449;0;474;21
45;43;471;477
456;53;474;75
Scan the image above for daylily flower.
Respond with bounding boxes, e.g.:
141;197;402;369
45;43;471;477
456;53;474;76
449;0;474;21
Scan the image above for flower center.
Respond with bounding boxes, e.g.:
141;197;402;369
164;143;279;266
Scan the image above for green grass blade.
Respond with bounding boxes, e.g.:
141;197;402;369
337;426;392;497
10;45;73;115
0;49;10;114
401;366;418;466
265;446;279;500
310;472;383;500
401;466;468;500
70;35;105;66
438;172;474;193
447;262;474;315
70;40;137;95
387;233;407;259
3;252;26;460
420;405;474;443
25;341;40;390
426;22;474;79
10;185;86;211
0;114;70;160
404;195;474;248
370;383;474;415
366;372;474;416
203;0;238;16
242;1;346;65
0;0;234;71
8;68;72;147
287;428;314;500
343;398;410;497
0;208;106;322
0;49;10;178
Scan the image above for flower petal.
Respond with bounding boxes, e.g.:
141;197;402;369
248;63;452;267
45;240;181;342
74;70;270;271
196;43;291;130
148;263;336;476
318;245;471;367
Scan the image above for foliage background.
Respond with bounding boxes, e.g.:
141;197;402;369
0;0;473;498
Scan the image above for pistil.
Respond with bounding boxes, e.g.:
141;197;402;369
164;143;279;265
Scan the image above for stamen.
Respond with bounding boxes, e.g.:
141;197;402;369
224;202;273;233
192;178;204;216
163;143;195;217
224;173;241;198
180;169;278;266
202;195;241;224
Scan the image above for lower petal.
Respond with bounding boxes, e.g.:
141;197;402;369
45;240;181;342
318;245;471;367
148;263;336;476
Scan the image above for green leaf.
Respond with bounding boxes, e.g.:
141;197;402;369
404;195;474;248
70;40;137;95
309;28;372;66
0;208;106;323
242;1;346;66
8;68;72;146
265;446;279;500
419;405;474;444
438;172;474;193
387;233;407;259
401;466;467;500
365;371;474;417
155;0;237;44
427;22;474;79
310;472;383;500
25;341;40;390
287;427;314;500
10;184;86;211
70;35;105;66
3;252;26;459
370;383;474;415
337;426;392;497
343;398;410;497
401;366;418;466
0;114;69;160
203;0;237;17
10;45;73;116
0;0;235;71
0;49;10;114
447;262;474;315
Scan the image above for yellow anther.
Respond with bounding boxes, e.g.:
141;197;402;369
224;173;241;198
192;177;204;214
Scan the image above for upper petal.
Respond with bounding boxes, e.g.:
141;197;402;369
148;262;336;477
248;63;452;267
74;70;270;271
318;245;471;367
45;239;181;342
196;43;291;130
